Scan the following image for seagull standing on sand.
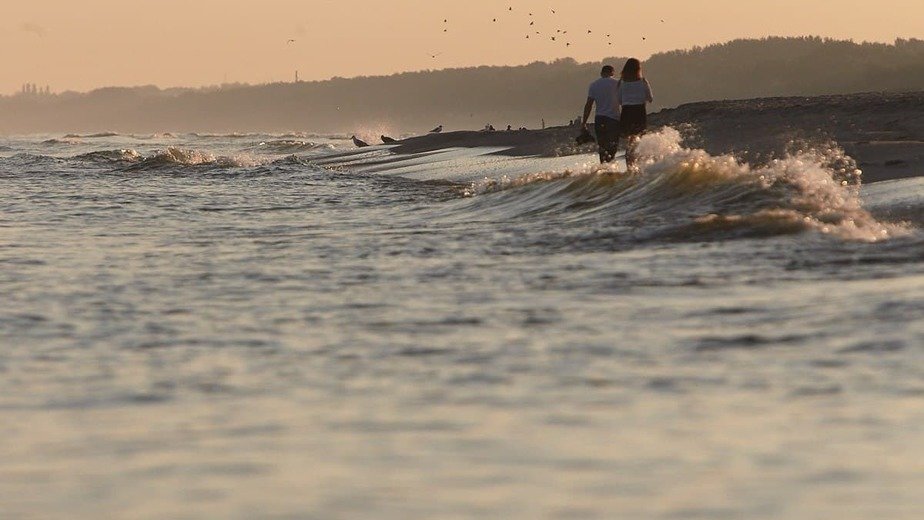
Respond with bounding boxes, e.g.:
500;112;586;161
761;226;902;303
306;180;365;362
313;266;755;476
430;125;443;134
352;135;370;148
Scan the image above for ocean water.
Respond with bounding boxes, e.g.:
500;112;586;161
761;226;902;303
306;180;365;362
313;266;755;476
1;130;922;519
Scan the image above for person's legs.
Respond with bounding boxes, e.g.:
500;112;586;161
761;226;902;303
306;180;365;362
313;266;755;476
594;117;607;163
625;135;639;169
594;116;619;163
602;130;619;163
620;106;647;170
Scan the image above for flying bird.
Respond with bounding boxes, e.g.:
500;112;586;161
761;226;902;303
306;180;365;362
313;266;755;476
20;22;47;38
428;52;443;58
286;39;296;44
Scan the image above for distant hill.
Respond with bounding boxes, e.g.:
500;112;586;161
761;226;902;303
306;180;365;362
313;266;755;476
2;37;923;135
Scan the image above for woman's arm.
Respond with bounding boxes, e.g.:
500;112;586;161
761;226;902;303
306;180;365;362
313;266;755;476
645;79;654;104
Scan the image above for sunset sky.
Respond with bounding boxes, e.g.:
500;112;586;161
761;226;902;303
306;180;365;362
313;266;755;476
2;0;922;95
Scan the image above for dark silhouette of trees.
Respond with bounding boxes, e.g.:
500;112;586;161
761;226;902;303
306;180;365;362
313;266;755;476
2;37;923;134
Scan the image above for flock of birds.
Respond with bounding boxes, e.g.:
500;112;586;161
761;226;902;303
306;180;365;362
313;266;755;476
435;6;664;57
285;7;665;60
333;6;670;148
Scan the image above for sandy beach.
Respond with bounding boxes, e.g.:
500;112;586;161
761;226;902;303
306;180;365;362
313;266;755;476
378;91;924;184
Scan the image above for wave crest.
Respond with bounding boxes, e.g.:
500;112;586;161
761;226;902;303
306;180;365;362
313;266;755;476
64;132;119;139
42;138;83;146
75;149;143;164
464;127;909;242
126;147;268;170
254;140;336;154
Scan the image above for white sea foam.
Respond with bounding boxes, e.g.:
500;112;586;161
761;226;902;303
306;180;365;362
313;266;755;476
134;147;270;169
465;127;910;242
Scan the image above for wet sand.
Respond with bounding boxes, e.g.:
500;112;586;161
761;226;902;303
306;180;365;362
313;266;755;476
378;91;924;183
651;91;924;183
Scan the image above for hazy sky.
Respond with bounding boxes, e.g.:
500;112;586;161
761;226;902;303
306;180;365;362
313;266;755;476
2;0;922;94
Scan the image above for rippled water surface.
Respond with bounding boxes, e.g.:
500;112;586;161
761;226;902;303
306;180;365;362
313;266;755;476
1;132;923;519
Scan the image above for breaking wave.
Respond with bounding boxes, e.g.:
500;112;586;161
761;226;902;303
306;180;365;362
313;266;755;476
42;138;83;146
130;133;177;140
2;148;310;173
460;128;910;242
0;153;67;168
188;132;260;139
125;147;269;171
64;132;120;139
75;149;144;164
252;139;336;154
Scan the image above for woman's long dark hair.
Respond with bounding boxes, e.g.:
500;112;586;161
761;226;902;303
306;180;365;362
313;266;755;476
621;58;642;81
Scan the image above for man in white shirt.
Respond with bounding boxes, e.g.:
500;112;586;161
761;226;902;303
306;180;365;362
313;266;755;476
581;65;621;163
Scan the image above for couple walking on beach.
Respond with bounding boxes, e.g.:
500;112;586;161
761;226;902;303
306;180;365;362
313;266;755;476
581;58;653;168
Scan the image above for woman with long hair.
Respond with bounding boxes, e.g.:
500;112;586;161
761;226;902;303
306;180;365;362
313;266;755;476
616;58;653;169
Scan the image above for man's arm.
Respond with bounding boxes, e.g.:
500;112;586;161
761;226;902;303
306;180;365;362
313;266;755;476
581;97;594;128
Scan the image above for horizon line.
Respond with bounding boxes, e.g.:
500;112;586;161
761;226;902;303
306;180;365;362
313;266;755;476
3;35;919;98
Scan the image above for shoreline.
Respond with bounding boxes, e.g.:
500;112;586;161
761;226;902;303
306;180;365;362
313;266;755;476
380;91;924;184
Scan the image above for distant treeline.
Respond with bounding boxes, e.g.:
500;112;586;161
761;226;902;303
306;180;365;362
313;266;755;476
3;37;924;134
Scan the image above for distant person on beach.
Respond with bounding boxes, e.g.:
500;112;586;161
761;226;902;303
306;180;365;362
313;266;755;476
581;65;621;163
617;58;653;169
